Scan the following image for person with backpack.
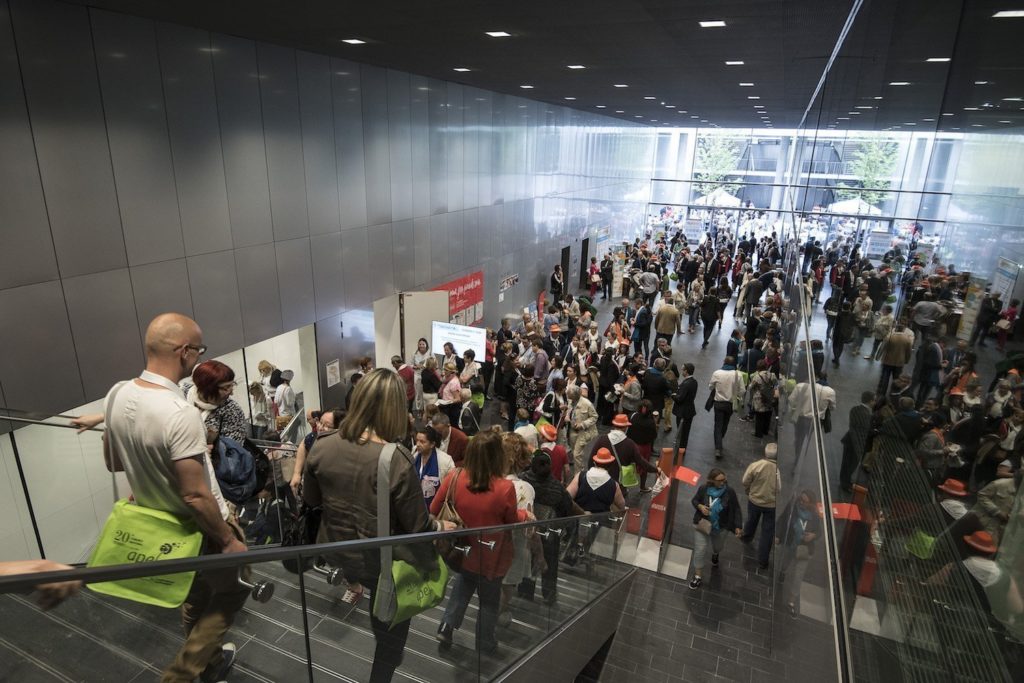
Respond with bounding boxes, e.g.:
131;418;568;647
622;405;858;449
518;453;578;603
748;360;776;439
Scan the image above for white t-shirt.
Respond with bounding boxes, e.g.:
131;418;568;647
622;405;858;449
275;383;297;416
104;379;229;521
505;474;535;511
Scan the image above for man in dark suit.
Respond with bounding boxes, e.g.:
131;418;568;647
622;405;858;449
840;391;875;493
672;363;699;449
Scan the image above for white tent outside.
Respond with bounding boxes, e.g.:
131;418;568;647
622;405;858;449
827;197;882;216
692;187;742;207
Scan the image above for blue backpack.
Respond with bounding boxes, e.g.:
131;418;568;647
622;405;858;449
213;436;258;504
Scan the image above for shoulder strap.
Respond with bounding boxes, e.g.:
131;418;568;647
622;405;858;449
104;380;131;503
376;443;400;570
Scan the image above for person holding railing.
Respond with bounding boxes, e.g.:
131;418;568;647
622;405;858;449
102;313;249;683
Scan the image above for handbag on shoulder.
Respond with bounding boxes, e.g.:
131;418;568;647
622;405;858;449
435;468;467;570
372;444;448;630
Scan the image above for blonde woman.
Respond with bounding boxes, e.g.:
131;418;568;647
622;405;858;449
303;368;454;681
248;381;271;439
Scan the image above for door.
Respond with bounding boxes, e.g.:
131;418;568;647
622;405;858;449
578;238;590;289
560;246;571;299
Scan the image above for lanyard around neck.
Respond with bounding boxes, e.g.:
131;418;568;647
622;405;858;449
139;369;183;395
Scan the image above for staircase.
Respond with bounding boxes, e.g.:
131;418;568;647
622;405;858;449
0;552;632;682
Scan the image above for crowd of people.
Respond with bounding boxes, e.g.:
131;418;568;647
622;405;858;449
7;218;1024;680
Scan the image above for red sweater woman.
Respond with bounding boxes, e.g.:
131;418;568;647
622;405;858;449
431;430;531;653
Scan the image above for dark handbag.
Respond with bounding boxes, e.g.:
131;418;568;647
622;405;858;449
704;389;715;412
821;408;833;434
281;503;321;573
435;469;467;571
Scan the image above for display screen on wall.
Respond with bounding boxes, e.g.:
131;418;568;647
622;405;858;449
433;270;484;326
431;321;487;361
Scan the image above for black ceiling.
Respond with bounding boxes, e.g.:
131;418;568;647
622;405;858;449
72;0;1024;132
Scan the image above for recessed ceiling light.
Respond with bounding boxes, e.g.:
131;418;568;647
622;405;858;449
699;20;727;28
564;97;576;100
942;112;954;116
975;81;990;85
739;83;755;87
634;115;643;118
964;106;980;110
595;105;606;108
643;96;656;100
520;84;534;89
665;104;675;108
700;119;708;122
753;105;765;108
874;96;884;100
993;10;1024;18
922;118;935;121
691;115;699;118
679;110;687;113
837;117;850;120
567;65;586;70
453;67;471;72
485;31;511;37
926;57;951;62
650;119;658;122
613;84;629;88
972;124;984;127
725;61;744;66
1000;120;1012;123
1003;97;1023;101
342;38;366;45
747;96;760;100
849;112;861;115
615;110;624;113
889;81;911;86
904;122;917;125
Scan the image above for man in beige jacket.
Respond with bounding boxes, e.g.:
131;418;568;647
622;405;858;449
654;295;681;345
741;443;780;569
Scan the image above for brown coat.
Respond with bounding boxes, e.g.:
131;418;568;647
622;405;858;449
654;304;681;335
303;433;437;582
446;426;469;465
880;329;914;367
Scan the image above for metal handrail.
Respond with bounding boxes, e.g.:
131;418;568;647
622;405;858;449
0;415;300;452
0;512;614;593
0;415;103;431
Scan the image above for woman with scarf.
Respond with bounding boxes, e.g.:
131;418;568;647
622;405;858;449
688;468;743;590
777;490;822;615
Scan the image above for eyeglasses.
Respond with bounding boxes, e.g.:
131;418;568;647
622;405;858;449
218;381;238;391
174;343;207;356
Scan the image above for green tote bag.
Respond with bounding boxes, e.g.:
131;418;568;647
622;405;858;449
87;498;203;608
373;444;448;629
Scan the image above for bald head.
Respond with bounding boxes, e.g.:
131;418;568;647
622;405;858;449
145;313;202;358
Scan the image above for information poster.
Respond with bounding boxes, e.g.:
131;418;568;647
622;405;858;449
864;231;892;260
992;257;1020;309
611;256;624;298
957;278;986;341
683;219;703;245
325;359;341;388
432;270;484;326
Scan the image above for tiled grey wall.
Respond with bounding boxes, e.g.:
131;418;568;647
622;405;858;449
0;0;655;418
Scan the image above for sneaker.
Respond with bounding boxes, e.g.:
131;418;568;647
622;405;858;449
714;449;723;459
437;622;453;646
688;576;702;590
200;643;236;683
711;553;720;567
497;610;512;628
863;354;872;360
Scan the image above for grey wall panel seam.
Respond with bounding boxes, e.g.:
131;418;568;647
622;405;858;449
252;41;277;245
208;31;237;251
4;0;68;297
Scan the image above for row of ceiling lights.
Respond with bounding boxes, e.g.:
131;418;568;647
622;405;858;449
340;20;754;128
341;11;1024;129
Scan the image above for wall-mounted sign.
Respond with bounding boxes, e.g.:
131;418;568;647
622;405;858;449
325;359;341;388
433;270;484;326
499;274;519;292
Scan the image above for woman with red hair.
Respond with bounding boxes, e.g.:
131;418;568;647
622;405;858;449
188;360;248;443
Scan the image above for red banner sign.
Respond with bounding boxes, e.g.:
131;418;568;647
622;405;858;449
433;270;484;326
